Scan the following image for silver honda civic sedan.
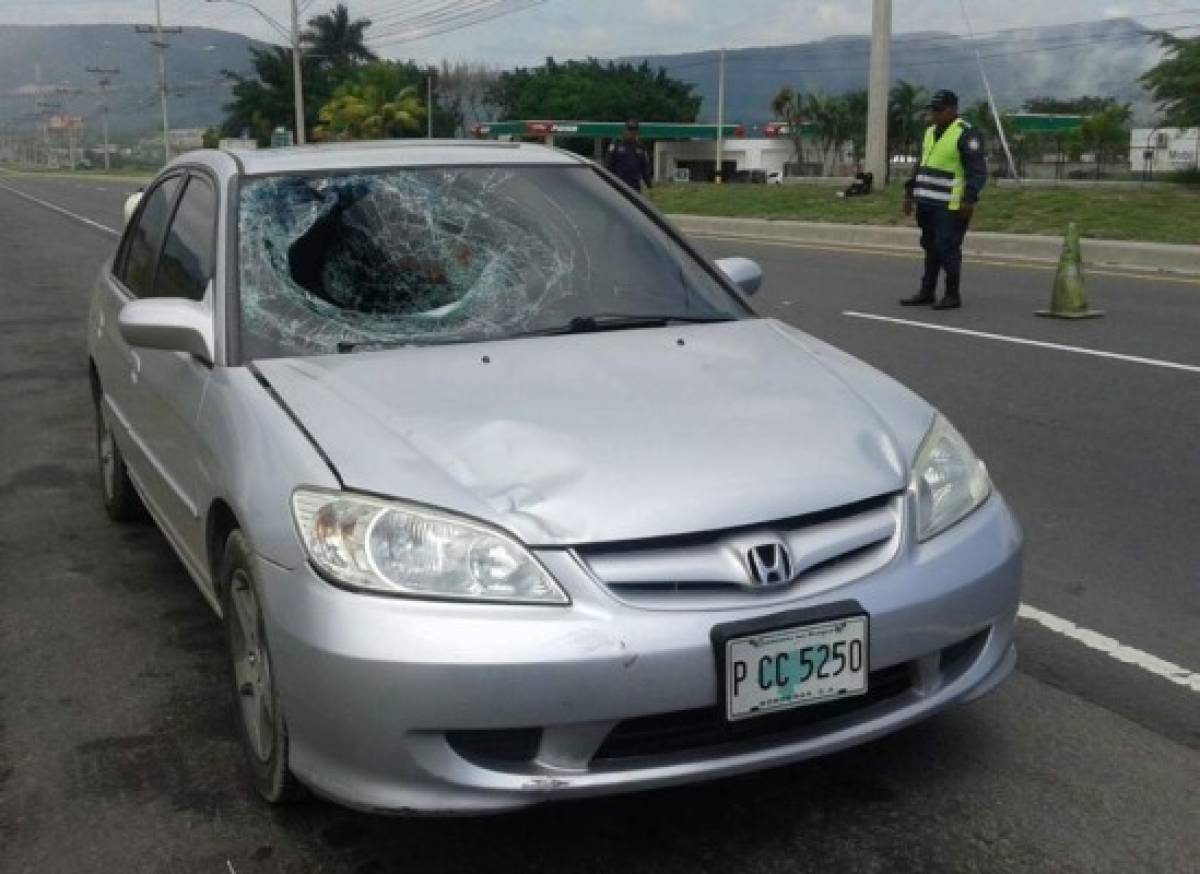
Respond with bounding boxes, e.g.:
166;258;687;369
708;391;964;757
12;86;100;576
88;142;1022;814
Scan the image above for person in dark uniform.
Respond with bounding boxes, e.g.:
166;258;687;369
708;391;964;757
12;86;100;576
901;90;988;310
605;119;653;192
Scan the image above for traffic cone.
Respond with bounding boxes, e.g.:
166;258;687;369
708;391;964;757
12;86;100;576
1037;222;1104;319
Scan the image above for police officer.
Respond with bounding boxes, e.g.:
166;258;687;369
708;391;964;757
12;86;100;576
901;90;987;310
606;119;653;192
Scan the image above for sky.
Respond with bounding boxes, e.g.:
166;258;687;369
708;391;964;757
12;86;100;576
0;0;1197;65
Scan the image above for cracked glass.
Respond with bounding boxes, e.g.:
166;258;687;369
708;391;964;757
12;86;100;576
237;166;747;359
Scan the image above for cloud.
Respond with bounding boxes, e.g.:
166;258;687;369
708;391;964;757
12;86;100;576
645;0;692;24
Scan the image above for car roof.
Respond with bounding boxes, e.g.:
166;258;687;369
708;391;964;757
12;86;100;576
207;140;588;176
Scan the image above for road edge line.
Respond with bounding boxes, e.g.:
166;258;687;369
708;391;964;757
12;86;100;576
842;311;1200;374
0;181;120;238
1019;603;1200;693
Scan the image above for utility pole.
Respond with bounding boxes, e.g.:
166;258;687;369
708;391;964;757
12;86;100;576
715;48;726;183
865;0;892;186
290;0;305;144
86;66;120;171
427;69;434;138
135;1;182;165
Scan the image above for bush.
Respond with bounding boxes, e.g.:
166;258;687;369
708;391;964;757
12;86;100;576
1168;167;1200;186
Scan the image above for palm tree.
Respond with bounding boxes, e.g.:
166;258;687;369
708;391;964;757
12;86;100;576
803;93;853;175
303;3;377;71
769;86;806;172
888;80;927;159
222;46;329;144
314;63;424;141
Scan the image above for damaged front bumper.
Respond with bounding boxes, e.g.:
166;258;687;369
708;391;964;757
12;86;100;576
256;493;1022;814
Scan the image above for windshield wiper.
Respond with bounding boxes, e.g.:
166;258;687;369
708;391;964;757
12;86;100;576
335;314;735;352
517;313;736;338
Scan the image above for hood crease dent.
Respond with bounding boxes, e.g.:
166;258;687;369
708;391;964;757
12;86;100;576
255;320;922;547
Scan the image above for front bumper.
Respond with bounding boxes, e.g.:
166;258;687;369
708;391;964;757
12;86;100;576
257;493;1023;814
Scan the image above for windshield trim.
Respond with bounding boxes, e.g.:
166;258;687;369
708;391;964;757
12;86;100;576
229;164;756;364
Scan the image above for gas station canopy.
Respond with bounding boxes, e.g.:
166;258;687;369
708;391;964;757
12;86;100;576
1008;114;1085;135
473;121;745;140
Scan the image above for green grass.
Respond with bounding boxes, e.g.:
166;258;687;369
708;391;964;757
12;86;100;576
648;183;1200;246
0;165;154;183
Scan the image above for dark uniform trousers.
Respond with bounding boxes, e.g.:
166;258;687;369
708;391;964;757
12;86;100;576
917;203;969;297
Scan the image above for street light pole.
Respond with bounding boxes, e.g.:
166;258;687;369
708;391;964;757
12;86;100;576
155;0;170;162
427;69;434;138
290;0;306;145
135;2;182;166
865;0;891;186
86;66;120;171
715;48;725;183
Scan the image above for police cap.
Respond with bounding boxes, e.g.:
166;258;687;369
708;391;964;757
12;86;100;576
928;90;959;111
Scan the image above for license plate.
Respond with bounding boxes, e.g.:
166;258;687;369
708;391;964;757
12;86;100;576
724;615;868;721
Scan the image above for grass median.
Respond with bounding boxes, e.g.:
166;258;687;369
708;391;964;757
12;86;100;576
647;183;1200;246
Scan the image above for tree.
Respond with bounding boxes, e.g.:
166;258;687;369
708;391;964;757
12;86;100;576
487;58;700;123
313;62;424;141
437;61;500;136
769;86;806;172
803;93;854;175
1140;33;1200;126
888;80;927;160
844;90;868;165
303;3;377;72
221;46;330;145
1023;96;1119;116
1077;103;1132;178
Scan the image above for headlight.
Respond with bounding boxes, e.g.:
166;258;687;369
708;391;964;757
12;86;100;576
291;488;569;604
911;415;991;542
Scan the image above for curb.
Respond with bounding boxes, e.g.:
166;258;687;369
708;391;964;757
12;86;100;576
670;214;1200;276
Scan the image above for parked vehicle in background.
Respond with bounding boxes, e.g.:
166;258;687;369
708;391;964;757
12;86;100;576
767;170;784;184
88;140;1022;815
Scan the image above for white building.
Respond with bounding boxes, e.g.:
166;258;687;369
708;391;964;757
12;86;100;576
653;137;855;182
1130;128;1199;175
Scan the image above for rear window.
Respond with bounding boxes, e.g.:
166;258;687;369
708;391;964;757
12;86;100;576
237;166;746;359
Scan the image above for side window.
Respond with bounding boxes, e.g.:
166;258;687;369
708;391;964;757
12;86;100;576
118;176;181;297
152;175;217;302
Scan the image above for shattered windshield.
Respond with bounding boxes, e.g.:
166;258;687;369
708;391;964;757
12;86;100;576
237;165;748;359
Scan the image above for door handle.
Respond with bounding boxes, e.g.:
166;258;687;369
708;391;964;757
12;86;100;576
129;351;141;385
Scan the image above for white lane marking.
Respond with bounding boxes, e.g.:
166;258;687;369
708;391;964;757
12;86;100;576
0;181;120;237
843;311;1200;374
1019;604;1200;693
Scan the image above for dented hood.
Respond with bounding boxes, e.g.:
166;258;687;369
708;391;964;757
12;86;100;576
253;319;922;546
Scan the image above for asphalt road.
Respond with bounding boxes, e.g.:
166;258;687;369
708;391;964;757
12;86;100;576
1;172;1197;874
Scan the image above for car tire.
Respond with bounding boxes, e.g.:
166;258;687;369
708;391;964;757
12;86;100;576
219;530;304;804
94;392;144;522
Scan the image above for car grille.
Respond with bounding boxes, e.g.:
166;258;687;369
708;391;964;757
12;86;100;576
575;493;902;609
590;661;914;766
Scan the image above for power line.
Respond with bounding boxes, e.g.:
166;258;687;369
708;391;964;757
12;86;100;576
363;0;546;48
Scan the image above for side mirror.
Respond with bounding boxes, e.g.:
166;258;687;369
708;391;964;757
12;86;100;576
715;256;763;295
118;297;214;365
123;191;143;225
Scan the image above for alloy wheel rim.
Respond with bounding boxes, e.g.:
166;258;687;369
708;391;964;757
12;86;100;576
230;568;275;762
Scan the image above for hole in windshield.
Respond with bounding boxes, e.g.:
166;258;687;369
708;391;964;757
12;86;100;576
237;166;747;359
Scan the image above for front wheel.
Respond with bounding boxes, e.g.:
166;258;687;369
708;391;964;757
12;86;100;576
220;530;303;804
94;393;143;521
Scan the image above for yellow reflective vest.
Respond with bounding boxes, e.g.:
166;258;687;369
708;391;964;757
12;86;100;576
913;120;968;211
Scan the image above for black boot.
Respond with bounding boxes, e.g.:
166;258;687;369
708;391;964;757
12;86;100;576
934;275;962;310
900;291;936;306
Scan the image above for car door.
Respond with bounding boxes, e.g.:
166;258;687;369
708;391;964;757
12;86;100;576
131;171;220;573
94;173;183;497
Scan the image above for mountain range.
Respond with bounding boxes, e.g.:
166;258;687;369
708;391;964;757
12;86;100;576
632;17;1165;127
0;17;1168;141
0;24;264;139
